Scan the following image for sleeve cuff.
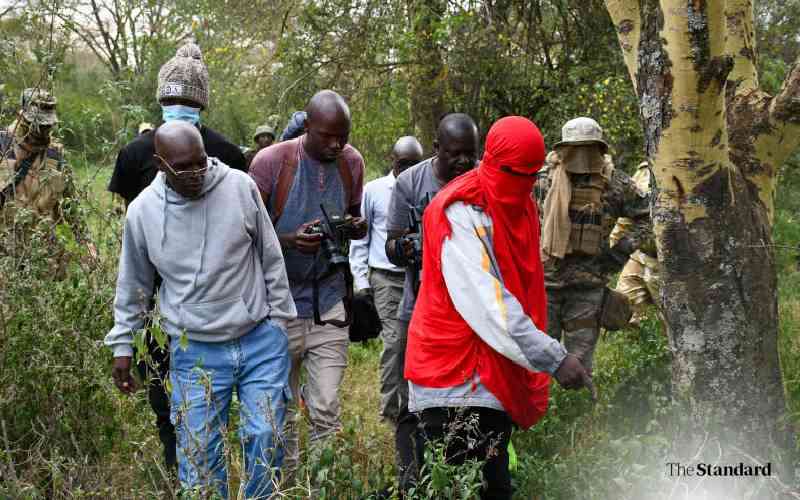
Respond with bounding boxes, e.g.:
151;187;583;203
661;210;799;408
354;275;371;291
112;344;134;358
543;340;569;375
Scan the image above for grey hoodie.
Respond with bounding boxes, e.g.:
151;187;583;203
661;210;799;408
105;158;297;358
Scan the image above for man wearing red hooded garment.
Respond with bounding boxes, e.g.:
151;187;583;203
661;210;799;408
405;116;590;498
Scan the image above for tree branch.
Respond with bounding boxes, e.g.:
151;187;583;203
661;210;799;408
763;57;800;167
725;0;758;94
604;0;640;91
0;1;21;21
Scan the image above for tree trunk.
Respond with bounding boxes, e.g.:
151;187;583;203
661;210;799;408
407;0;447;154
605;0;800;471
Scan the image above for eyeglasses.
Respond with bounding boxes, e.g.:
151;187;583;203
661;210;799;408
155;153;208;178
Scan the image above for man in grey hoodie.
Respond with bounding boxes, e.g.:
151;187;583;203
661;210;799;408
105;122;296;498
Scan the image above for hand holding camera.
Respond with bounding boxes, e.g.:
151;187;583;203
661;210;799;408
294;220;324;254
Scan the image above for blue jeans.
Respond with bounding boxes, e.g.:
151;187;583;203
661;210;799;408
169;320;291;499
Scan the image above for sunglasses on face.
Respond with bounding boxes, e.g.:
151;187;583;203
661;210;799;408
155;153;208;178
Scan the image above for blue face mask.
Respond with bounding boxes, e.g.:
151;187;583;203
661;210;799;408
161;104;201;125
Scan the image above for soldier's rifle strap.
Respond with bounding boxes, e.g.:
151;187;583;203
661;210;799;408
0;132;40;211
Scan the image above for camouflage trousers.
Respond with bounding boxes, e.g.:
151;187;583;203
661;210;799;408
546;286;604;374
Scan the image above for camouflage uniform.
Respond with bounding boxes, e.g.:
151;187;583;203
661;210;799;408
537;118;649;373
610;163;661;325
0;89;82;275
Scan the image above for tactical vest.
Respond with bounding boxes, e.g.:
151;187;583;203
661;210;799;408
0;128;66;214
558;148;615;257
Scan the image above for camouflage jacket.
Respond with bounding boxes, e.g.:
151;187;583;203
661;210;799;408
0;123;78;233
610;163;658;269
535;151;651;290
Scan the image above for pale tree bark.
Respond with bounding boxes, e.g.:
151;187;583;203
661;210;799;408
606;0;800;479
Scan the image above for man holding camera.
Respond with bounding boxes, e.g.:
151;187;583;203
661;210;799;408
384;113;479;491
249;90;366;474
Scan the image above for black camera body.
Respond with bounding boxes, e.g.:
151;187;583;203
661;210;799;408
404;193;433;294
304;214;360;242
304;204;359;268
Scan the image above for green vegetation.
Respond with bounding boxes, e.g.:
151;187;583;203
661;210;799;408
1;0;799;498
1;156;796;498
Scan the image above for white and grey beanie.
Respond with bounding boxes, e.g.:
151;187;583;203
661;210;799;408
157;43;210;110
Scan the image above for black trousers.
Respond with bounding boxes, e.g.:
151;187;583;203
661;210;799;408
396;407;420;492
418;407;513;500
134;276;177;469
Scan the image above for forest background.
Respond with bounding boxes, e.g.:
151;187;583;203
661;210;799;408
0;0;799;498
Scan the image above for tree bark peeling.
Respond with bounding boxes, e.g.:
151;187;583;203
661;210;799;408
637;0;672;159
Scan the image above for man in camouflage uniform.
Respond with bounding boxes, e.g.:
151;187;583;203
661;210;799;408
537;117;649;374
244;123;276;169
0;88;88;271
610;161;661;326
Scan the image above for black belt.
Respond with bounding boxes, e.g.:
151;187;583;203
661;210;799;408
372;267;405;278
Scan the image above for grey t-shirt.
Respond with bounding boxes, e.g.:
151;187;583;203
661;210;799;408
386;158;444;321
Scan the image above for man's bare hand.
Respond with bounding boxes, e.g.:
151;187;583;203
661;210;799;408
112;356;137;395
349;217;368;240
554;354;591;391
280;221;323;254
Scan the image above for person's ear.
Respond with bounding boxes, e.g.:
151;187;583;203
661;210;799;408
433;139;439;154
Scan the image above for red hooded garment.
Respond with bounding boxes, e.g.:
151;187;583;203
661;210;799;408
404;116;551;429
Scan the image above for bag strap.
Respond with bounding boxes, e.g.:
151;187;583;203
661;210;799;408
0;131;12;155
311;253;353;327
271;137;355;225
270;140;301;225
0;132;38;211
336;154;353;213
0;155;36;211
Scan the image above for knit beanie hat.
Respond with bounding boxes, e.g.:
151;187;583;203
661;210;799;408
157;43;210;109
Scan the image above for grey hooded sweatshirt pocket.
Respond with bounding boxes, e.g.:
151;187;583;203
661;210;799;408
179;295;259;334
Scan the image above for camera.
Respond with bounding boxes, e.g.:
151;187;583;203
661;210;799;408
402;193;433;294
304;203;359;268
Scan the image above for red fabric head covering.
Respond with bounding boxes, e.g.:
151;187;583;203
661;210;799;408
405;116;551;429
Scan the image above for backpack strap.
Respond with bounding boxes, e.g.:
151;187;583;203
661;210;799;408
0;131;12;157
271;137;355;225
270;139;301;225
337;154;353;212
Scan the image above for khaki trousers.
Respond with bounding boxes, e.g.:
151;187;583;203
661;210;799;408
282;302;348;473
370;268;406;421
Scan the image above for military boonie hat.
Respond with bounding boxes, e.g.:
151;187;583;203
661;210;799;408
20;88;58;126
253;124;276;142
139;122;154;134
554;117;607;150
